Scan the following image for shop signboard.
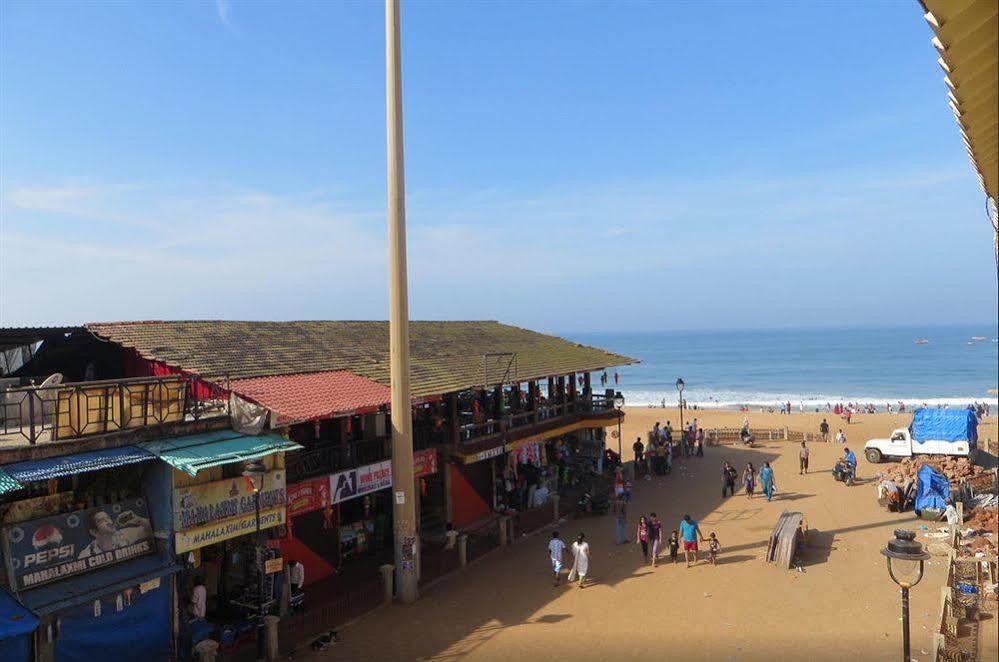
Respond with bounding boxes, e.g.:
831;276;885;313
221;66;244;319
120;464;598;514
175;506;286;554
264;557;283;574
173;470;286;530
463;444;505;464
285;477;330;518
330;459;389;505
2;498;155;591
413;448;438;478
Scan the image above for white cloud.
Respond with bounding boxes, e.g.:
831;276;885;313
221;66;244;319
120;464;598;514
215;0;231;27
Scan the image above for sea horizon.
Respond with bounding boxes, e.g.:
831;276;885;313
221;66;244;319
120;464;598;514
564;324;998;409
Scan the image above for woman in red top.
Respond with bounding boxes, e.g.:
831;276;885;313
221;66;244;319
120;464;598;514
635;515;649;561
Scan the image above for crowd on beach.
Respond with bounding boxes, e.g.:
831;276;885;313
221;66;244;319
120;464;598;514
545;418;860;589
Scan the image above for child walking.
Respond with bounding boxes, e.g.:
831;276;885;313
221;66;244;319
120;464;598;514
668;530;680;564
636;515;649;561
708;532;721;566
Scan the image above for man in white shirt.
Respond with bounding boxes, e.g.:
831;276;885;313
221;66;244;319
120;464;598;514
288;560;305;593
835;430;847;445
189;582;207;620
548;531;567;586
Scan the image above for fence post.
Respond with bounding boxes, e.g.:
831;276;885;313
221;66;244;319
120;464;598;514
498;516;509;547
379;564;395;605
458;534;468;567
783;426;789;440
551;494;560;523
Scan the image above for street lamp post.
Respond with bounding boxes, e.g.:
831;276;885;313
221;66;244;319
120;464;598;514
613;391;625;458
675;378;685;435
881;529;930;662
242;460;267;662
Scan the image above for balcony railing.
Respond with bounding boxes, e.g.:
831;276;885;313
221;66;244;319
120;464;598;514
458;395;614;444
285;436;392;484
0;376;227;445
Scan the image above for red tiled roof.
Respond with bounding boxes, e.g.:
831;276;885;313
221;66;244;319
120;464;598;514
230;371;390;425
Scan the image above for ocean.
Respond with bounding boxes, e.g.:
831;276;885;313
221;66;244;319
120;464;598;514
565;325;999;410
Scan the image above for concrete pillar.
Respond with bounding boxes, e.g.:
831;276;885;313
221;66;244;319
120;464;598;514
458;534;468;566
194;639;219;662
263;615;281;662
498;515;509;546
552;494;560;523
379;563;395;605
507;516;515;542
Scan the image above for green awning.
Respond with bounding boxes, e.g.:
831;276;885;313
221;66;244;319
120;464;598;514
137;429;302;476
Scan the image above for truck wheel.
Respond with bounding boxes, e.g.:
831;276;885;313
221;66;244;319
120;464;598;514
865;448;883;464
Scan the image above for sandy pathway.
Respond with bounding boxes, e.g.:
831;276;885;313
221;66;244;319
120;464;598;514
300;409;995;661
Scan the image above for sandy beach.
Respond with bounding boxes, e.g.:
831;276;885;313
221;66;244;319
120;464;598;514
299;408;996;661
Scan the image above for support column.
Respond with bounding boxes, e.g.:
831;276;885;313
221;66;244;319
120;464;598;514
449;394;460;446
385;0;417;604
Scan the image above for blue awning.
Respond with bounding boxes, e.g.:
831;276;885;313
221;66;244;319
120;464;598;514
138;429;301;476
0;587;38;640
0;446;155;494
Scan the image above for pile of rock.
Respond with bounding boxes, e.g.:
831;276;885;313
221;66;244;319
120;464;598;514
874;456;986;485
965;506;998;537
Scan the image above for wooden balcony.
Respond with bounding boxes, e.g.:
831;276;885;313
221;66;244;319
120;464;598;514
0;376;227;448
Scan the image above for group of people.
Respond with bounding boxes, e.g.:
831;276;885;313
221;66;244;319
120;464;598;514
633;512;720;568
634;419;705;476
818;418;847;444
721;460;777;501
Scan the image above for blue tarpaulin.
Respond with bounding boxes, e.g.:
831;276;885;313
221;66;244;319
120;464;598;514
915;464;951;515
910;408;978;444
0;587;38;662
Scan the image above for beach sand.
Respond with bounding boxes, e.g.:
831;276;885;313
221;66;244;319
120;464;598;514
302;409;997;661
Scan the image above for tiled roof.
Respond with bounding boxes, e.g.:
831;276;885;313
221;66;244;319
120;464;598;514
84;320;636;398
231;371;391;424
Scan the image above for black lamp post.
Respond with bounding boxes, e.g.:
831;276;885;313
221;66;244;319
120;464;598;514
613;391;625;458
675;378;685;435
242;459;267;662
881;529;929;662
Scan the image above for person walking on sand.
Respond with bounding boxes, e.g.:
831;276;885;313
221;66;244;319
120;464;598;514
799;441;809;475
836;429;846;445
819;418;830;442
722;461;738;497
743;463;756;499
679;514;704;567
612;496;628;545
668;530;680;564
548;531;567;586
648;512;664;567
707;532;721;566
759;461;776;501
568;533;590;588
636;515;650;561
633;437;644;469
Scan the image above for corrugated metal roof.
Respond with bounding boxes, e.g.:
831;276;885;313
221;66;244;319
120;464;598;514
1;446;155;491
921;0;998;203
137;429;302;476
0;468;23;496
230;371;391;425
84;320;637;398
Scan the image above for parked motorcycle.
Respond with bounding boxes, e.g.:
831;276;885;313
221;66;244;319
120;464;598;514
831;460;855;486
576;491;610;516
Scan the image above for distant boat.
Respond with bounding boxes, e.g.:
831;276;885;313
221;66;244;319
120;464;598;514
914;338;930;345
971;336;988;341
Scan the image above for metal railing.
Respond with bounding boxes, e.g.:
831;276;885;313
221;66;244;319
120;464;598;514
0;376;227;445
458;396;614;444
285;436;392;483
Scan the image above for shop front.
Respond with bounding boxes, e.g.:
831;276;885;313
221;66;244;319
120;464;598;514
0;446;178;662
280;448;439;587
135;429;302;657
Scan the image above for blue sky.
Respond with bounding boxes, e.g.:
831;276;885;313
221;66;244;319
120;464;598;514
1;1;996;333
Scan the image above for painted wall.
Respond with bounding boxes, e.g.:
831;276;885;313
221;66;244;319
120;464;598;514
449;462;492;528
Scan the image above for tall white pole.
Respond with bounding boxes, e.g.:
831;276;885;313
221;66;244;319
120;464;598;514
385;0;418;604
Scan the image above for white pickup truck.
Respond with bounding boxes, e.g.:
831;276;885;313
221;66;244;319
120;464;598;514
864;408;978;464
